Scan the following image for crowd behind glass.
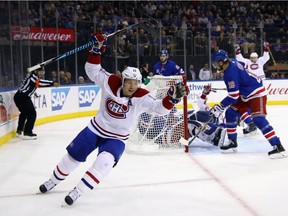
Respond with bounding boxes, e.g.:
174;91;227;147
0;1;287;89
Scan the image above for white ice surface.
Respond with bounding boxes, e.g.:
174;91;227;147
0;105;288;216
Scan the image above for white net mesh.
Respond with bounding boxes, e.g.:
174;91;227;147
126;75;187;154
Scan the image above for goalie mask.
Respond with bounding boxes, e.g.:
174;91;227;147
122;66;142;87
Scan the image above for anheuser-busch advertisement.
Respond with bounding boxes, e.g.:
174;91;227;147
11;26;75;42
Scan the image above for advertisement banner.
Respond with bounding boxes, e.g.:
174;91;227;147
186;79;288;104
11;26;75;42
0;91;18;125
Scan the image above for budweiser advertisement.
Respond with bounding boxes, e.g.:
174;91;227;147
11;26;75;42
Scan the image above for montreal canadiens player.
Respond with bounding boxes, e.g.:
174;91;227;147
210;49;286;159
39;32;189;205
234;42;270;134
235;42;270;79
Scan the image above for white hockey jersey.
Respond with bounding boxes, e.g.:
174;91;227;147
85;62;174;142
235;51;270;79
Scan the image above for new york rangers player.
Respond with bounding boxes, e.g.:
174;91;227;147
39;32;189;205
210;50;286;159
152;50;184;76
235;42;270;79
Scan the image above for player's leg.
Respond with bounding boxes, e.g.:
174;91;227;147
39;127;98;193
64;138;125;205
39;153;80;193
238;109;257;135
220;106;240;152
248;96;286;158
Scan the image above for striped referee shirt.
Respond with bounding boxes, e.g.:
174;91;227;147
18;72;54;97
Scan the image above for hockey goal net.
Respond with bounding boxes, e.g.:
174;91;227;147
126;75;189;154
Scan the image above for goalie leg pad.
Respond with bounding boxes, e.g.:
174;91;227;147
212;127;226;146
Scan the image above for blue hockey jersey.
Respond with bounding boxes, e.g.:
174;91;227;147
221;58;267;107
153;60;184;76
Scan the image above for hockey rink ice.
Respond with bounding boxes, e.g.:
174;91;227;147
0;105;288;216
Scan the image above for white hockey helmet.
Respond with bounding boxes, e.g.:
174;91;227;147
122;66;142;86
250;52;258;58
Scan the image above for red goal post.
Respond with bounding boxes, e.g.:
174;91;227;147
125;75;189;154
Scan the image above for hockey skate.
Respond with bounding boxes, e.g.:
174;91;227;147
243;122;258;136
212;128;226;146
268;143;287;159
39;179;56;193
65;187;82;205
220;139;237;153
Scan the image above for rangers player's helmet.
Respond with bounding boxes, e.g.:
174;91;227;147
160;50;169;57
211;50;228;62
122;66;142;86
211;50;228;68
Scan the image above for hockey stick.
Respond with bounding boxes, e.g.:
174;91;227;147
179;110;215;146
268;47;279;72
188;114;214;146
27;21;146;72
259;38;279;72
211;87;226;91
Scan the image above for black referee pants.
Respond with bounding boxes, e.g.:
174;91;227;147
13;92;36;134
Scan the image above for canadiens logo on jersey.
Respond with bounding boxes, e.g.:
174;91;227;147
249;63;259;70
105;98;129;119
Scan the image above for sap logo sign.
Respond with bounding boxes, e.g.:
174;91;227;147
51;88;70;111
78;86;100;107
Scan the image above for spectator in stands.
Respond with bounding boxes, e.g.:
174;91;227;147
144;1;156;16
140;63;150;83
271;38;286;63
188;64;196;80
198;13;209;27
116;34;127;57
246;28;257;45
194;31;208;55
138;28;152;56
199;63;212;80
59;70;68;84
212;70;224;80
78;76;85;84
125;29;136;55
236;31;255;55
270;71;279;79
50;71;58;83
160;30;175;56
279;72;286;79
103;20;114;34
65;71;73;84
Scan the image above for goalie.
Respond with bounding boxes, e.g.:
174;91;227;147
138;85;226;147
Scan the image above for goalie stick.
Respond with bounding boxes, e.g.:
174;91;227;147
27;21;146;72
179;110;215;146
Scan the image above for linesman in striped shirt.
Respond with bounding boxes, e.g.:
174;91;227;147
14;68;58;140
